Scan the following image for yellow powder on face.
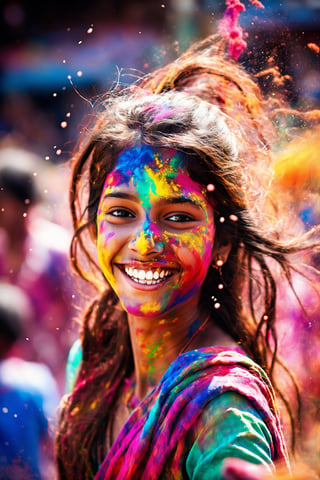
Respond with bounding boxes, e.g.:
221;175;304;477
140;300;161;314
164;226;210;257
144;164;179;200
135;232;152;256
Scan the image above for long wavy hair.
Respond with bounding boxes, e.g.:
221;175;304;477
55;34;320;479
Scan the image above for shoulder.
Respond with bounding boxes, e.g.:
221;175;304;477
163;346;286;446
177;346;274;399
158;346;274;424
186;390;278;480
197;390;274;438
167;346;266;388
177;348;289;472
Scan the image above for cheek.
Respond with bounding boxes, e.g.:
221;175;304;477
167;224;215;273
176;247;199;270
96;227;116;280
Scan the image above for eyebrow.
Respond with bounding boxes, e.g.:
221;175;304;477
102;192;203;208
103;192;137;202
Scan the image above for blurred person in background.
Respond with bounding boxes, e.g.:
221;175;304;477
0;281;59;479
270;126;320;477
0;143;79;393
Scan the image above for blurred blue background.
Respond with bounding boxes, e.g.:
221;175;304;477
0;0;319;163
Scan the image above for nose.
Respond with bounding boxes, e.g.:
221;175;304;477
128;220;164;257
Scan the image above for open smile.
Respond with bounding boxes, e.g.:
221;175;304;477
122;266;174;285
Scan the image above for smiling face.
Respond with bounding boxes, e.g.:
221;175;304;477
96;145;216;318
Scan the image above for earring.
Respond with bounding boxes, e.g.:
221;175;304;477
211;295;221;309
216;257;224;268
212;254;224;269
211;255;225;309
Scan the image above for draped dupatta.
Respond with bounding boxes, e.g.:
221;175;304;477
95;347;289;480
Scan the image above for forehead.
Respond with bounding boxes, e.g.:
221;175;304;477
112;145;185;179
101;145;212;209
103;145;204;193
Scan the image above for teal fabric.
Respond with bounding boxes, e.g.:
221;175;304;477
186;391;275;479
65;343;289;479
65;338;82;393
95;347;289;479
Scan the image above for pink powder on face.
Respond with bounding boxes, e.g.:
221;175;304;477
174;172;205;198
96;145;216;318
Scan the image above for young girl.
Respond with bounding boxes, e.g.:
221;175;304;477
55;33;320;479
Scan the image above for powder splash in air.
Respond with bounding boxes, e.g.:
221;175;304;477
218;0;265;60
307;43;320;54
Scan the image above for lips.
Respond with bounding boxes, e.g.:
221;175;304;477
122;265;174;285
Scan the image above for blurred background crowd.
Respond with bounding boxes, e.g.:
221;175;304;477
1;0;320;164
0;0;320;478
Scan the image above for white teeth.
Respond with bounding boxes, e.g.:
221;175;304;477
146;271;153;280
124;267;172;285
138;270;146;280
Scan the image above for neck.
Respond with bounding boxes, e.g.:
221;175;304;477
127;305;208;400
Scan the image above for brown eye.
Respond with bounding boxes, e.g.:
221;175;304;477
165;213;194;222
108;209;134;218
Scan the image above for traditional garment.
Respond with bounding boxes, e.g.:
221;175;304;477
93;346;290;480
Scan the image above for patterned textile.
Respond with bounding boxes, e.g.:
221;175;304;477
95;347;289;480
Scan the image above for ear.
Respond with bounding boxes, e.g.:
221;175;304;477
211;241;232;267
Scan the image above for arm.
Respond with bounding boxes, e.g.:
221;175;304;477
186;391;276;480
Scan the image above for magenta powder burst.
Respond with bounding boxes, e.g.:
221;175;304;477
218;0;265;60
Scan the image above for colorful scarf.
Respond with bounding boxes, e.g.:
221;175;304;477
95;347;289;479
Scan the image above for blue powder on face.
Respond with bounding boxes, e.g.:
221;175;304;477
116;146;156;172
115;145;185;184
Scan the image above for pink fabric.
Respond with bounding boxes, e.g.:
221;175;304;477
95;347;289;480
